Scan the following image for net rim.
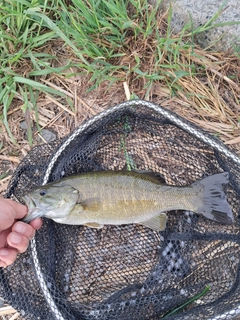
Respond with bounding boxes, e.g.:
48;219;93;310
29;99;240;320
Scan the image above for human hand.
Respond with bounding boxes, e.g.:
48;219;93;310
0;198;42;267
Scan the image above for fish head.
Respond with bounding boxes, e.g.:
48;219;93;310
22;182;79;223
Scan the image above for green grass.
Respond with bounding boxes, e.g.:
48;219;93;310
161;285;210;318
55;0;193;91
0;0;239;145
0;0;65;144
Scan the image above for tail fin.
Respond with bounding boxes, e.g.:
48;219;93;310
193;172;234;224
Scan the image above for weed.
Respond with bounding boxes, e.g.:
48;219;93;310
161;285;210;318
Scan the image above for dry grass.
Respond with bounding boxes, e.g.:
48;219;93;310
0;306;20;320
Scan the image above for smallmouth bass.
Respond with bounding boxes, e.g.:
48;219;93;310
22;171;234;231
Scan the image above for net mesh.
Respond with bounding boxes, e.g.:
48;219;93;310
1;100;240;320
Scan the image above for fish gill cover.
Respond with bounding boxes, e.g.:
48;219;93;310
1;100;240;320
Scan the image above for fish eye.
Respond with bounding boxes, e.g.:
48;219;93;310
39;189;47;196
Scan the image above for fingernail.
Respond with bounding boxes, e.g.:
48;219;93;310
14;223;26;234
10;233;22;244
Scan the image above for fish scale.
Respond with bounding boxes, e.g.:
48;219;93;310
70;173;161;224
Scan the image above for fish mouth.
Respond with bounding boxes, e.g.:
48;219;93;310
22;194;35;208
22;195;42;223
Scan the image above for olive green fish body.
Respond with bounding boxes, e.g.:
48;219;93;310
63;172;193;223
22;171;234;231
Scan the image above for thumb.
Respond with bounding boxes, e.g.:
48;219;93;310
0;199;28;231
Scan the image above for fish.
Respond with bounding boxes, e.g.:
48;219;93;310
21;171;234;231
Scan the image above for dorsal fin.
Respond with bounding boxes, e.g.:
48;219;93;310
131;170;166;184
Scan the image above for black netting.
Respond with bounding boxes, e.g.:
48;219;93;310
1;100;240;320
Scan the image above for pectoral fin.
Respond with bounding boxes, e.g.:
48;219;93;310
72;204;84;212
84;222;104;229
82;198;102;211
139;213;167;231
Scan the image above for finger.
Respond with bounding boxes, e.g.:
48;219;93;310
0;228;10;249
0;199;27;231
0;248;18;267
7;232;30;254
12;222;36;240
29;218;43;230
0;260;7;268
5;199;28;220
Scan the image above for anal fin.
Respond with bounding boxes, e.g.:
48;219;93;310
139;213;167;231
85;222;104;229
